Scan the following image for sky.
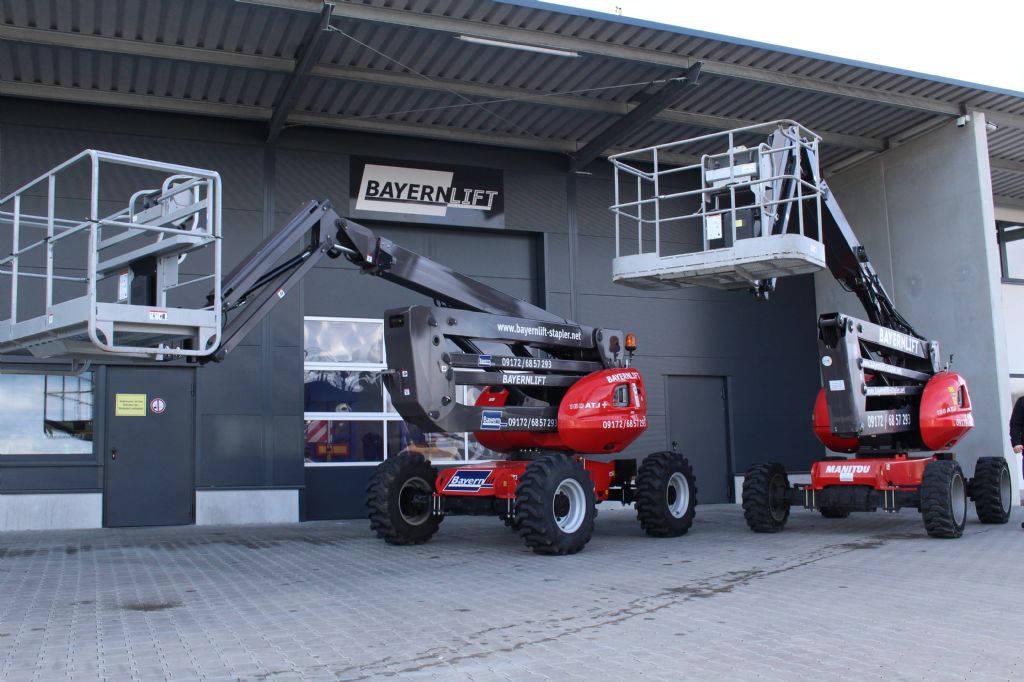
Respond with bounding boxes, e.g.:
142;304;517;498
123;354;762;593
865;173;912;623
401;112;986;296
543;0;1024;94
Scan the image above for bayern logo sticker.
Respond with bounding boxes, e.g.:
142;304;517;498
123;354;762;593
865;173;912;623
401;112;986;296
443;470;493;492
480;410;503;431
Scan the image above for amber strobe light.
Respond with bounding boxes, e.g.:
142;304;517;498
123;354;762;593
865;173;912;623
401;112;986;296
625;333;637;353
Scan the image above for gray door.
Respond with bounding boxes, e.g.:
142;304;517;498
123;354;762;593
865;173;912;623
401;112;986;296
104;367;195;527
666;376;731;504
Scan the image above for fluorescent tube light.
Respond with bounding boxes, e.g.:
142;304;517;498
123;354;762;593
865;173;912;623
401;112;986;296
457;35;579;58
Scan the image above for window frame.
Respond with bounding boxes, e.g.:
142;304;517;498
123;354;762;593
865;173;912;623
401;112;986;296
302;316;489;467
997;220;1024;284
0;370;97;461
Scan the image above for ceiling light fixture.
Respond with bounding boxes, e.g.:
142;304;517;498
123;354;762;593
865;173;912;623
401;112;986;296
457;35;579;58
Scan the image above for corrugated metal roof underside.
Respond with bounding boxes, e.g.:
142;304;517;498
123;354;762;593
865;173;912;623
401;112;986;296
0;0;1022;200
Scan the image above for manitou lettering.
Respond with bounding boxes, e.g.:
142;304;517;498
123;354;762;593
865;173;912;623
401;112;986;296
824;464;872;475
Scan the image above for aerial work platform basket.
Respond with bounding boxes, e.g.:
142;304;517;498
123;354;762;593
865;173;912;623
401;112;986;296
609;121;827;291
0;151;222;361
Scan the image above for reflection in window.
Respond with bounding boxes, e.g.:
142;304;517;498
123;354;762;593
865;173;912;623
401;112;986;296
0;374;94;455
387;421;466;461
304;319;384;363
305;420;384;463
304;371;384;413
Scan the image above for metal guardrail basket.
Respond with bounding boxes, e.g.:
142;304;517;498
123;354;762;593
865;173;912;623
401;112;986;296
609;120;827;290
0;150;222;360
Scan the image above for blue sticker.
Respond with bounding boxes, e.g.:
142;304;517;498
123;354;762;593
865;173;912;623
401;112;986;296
480;410;503;431
478;355;493;367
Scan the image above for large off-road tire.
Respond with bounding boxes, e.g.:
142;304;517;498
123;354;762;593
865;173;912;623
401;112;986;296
742;462;791;533
819;507;850;519
971;457;1012;524
366;453;442;545
634;451;698;537
920;459;967;539
514;454;596;556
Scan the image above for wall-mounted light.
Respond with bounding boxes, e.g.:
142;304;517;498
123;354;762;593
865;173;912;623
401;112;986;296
457;35;580;58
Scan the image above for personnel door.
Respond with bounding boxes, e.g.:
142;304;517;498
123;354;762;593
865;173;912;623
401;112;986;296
104;366;195;527
666;375;732;503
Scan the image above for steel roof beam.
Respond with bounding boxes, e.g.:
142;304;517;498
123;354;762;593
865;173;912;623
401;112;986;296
266;2;334;143
569;63;702;172
0;80;700;166
991;158;1024;175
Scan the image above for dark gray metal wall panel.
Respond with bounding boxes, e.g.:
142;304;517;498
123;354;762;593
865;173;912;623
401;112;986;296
271;346;303;416
0;465;102;492
271;415;304;487
196;413;264;487
503;170;567;234
197;346;263;415
303;466;374;520
274;150;351;216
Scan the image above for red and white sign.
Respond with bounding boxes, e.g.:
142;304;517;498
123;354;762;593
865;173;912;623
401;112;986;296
150;397;167;414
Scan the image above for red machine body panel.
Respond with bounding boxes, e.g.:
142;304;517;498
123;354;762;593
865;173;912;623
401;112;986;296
434;458;617;501
472;368;648;455
811;388;860;453
918;371;973;450
807;455;934;491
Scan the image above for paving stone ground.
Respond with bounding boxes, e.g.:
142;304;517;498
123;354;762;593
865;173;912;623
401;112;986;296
0;503;1022;681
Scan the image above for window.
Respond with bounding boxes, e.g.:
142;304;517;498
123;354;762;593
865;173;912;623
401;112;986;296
302;317;504;465
997;221;1024;281
0;373;94;455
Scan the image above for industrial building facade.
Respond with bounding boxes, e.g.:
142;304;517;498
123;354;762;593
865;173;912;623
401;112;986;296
0;0;1021;529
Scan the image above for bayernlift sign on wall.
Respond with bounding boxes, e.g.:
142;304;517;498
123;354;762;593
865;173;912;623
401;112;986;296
349;157;504;229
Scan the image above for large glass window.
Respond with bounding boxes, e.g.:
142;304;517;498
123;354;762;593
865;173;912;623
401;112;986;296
0;373;94;455
997;221;1024;281
302;317;504;466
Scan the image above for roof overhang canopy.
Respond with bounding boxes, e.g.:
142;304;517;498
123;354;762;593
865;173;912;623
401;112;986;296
2;0;1023;200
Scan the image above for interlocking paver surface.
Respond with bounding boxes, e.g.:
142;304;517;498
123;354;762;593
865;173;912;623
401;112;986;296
1;504;1022;681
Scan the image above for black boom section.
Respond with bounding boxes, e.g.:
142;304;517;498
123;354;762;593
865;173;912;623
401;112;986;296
384;305;626;433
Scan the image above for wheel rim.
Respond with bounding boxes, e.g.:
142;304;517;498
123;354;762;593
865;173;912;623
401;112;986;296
398;476;432;526
666;472;690;518
999;466;1012;512
768;473;788;522
951;473;966;526
553;478;587;534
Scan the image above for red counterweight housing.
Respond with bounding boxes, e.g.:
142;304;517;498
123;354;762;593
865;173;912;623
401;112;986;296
812;371;973;454
918;371;973;450
473;368;648;454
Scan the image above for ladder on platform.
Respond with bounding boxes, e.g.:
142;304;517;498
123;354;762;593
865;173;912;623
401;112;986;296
609;120;827;291
0;150;222;361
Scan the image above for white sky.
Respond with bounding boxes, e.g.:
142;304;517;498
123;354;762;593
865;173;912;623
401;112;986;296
544;0;1024;94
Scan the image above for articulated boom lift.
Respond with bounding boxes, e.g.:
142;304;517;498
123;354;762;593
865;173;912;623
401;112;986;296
609;121;1012;538
0;155;698;556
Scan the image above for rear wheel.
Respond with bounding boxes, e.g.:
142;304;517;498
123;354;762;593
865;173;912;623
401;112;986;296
742;462;791;533
920;459;967;539
972;457;1012;524
366;453;442;545
634;451;698;537
514;454;596;555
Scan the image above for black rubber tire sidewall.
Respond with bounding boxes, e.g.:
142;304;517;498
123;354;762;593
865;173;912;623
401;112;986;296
634;451;698;537
742;462;790;533
366;453;442;545
514;454;596;556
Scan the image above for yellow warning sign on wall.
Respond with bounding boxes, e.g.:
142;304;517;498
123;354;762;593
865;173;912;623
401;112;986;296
115;393;147;416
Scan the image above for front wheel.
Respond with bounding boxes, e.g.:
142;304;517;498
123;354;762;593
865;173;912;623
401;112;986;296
742;462;791;533
971;457;1012;524
634;451;698;537
514;454;596;556
920;459;967;539
366;453;442;545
